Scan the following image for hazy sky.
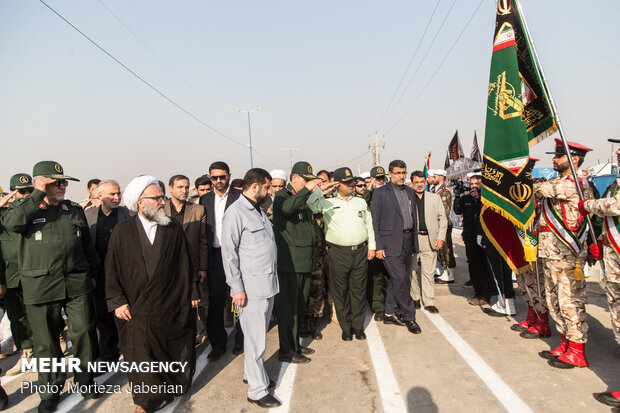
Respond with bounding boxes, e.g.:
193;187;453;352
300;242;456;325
1;0;619;198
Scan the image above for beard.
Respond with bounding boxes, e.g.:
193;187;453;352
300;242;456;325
142;203;172;226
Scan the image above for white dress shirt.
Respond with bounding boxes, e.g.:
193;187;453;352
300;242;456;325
212;187;230;248
138;213;158;245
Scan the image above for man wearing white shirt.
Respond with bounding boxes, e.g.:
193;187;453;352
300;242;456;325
199;162;242;359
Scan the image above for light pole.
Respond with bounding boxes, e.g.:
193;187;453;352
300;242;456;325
235;107;262;168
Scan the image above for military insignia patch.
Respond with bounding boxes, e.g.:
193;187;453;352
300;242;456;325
54;163;63;173
19;176;29;184
61;204;68;211
358;211;363;218
308;165;313;174
34;231;42;241
39;203;47;209
377;167;384;174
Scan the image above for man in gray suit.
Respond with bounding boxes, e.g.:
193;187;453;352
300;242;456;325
85;179;131;362
408;171;447;313
221;168;280;409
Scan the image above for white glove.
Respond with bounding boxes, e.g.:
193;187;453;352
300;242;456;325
476;235;483;247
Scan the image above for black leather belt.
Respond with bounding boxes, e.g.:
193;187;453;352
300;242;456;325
327;241;367;251
418;231;428;235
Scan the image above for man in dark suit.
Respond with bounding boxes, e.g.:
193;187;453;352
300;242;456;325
165;174;208;342
199;161;242;359
370;160;422;334
85;179;131;362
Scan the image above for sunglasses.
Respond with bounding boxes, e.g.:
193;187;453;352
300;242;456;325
17;188;34;195
52;180;68;187
141;195;166;202
355;184;365;188
211;175;228;181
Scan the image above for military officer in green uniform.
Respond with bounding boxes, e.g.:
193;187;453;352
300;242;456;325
273;161;323;364
0;173;35;376
0;161;101;413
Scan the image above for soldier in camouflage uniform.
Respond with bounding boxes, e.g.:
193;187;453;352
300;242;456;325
434;170;456;284
579;139;620;408
304;212;327;339
535;139;592;369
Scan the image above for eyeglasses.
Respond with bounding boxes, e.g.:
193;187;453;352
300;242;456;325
211;175;228;181
355;184;365;188
52;180;68;187
141;196;166;202
17;188;33;195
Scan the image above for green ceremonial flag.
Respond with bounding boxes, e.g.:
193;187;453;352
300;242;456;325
481;0;556;273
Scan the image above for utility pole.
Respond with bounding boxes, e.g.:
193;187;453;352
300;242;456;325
368;133;385;167
283;146;299;173
235;107;262;168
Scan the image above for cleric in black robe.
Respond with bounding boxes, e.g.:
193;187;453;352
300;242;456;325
105;175;200;413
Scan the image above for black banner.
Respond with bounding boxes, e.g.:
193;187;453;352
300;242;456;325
481;156;534;211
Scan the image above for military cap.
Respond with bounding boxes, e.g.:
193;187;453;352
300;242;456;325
370;166;386;178
333;167;355;183
32;161;79;181
10;173;33;190
545;138;592;157
530;157;540;163
608;138;620;144
291;161;317;180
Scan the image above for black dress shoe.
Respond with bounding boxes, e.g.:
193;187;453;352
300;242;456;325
424;306;439;314
353;329;367;340
0;386;8;411
232;342;244;355
312;329;323;340
413;300;421;309
243;379;275;389
435;278;454;284
81;383;102;400
278;351;311;364
483;308;509;317
594;392;620;407
247;394;281;408
342;331;353;341
383;314;405;326
538;350;560;360
463;280;473;287
38;396;60;413
207;347;226;361
405;320;422;334
373;311;384;322
299;346;315;355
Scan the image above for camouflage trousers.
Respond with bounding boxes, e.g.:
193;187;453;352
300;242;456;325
306;264;327;318
543;255;588;343
437;225;456;269
516;259;547;314
603;246;620;345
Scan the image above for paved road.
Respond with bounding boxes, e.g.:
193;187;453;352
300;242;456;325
1;239;618;413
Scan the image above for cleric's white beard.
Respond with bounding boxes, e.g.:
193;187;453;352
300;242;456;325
142;204;171;226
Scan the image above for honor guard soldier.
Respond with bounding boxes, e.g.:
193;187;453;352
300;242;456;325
535;139;593;369
307;167;375;340
578;139;620;408
433;169;457;284
0;174;35;377
0;161;101;412
514;159;551;339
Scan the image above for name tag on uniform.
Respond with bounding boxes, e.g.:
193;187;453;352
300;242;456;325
34;231;42;241
33;218;46;224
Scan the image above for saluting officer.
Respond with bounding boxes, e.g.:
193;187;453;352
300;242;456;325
0;161;101;412
307;167;375;340
0;173;35;376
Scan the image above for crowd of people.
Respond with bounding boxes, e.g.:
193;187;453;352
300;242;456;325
0;140;619;411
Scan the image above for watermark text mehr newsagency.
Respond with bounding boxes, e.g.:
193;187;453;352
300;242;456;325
21;358;188;374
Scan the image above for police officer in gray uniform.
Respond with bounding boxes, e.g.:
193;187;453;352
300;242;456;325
1;161;100;413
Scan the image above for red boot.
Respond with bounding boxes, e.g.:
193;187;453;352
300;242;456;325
539;333;568;360
548;341;588;369
511;306;536;332
594;390;620;407
520;312;552;338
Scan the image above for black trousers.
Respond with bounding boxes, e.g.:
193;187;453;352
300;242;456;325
92;284;120;361
207;247;228;351
328;244;368;332
4;286;34;350
464;240;494;300
367;257;388;313
483;240;515;299
383;232;417;321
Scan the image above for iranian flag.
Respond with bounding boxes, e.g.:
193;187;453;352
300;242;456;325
480;0;556;273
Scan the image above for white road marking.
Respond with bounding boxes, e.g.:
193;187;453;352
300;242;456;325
364;312;407;413
422;310;533;413
269;360;296;412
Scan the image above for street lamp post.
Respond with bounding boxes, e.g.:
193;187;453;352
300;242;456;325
235;107;262;168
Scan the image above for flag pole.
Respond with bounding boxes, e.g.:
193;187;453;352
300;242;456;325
516;0;602;269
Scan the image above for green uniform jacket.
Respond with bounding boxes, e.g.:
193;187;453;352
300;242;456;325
272;184;315;273
0;189;100;305
0;207;22;288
